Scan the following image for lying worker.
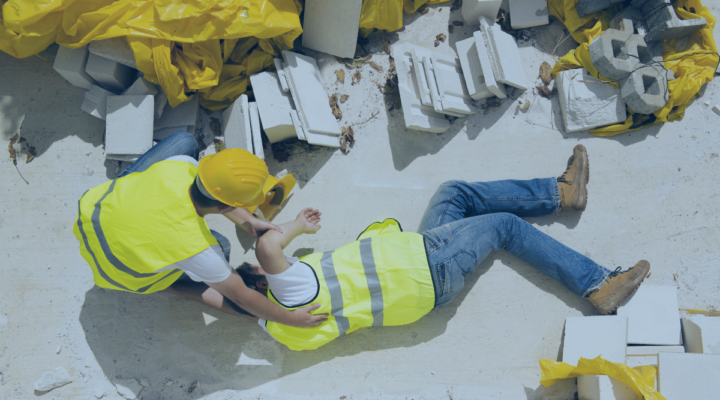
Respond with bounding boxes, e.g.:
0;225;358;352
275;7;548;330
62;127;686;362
72;130;327;328
241;145;650;350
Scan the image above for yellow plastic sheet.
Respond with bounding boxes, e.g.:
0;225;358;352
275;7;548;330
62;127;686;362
359;0;451;37
540;356;665;400
548;0;718;136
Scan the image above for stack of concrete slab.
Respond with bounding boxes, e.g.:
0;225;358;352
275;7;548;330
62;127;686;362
302;0;362;59
556;68;627;133
462;0;502;25
153;95;199;140
222;94;265;160
105;95;154;161
509;0;549;29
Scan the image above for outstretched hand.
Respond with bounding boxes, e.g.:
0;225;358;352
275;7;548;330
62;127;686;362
296;207;322;234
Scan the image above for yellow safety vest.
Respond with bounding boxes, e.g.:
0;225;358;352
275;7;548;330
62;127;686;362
266;219;435;350
72;161;219;294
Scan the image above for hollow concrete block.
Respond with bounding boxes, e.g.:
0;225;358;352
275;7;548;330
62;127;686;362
462;0;502;25
620;65;675;114
81;85;113;120
456;37;493;100
105;95;154;160
616;285;682;345
302;0;362;59
658;353;720;399
609;7;648;36
85;53;135;93
681;314;720;354
575;0;624;18
53;45;97;89
222;94;253;152
632;0;707;42
556;69;626;133
250;72;297;143
88;37;137;69
478;17;528;91
509;0;549;29
588;28;637;80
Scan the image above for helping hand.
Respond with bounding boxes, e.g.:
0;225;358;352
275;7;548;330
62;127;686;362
290;303;328;327
296;207;322;234
248;218;283;238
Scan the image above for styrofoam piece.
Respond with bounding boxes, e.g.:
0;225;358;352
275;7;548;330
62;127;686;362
53;45;97;89
122;77;158;96
33;366;72;392
556;69;626;133
88;37;137;69
658;353;720;399
154;92;168;119
478;17;528;91
616;285;682;345
222;95;253;152
81;85;114;120
509;0;549;29
563;316;628;365
428;54;477;115
391;43;450;133
461;0;502;25
85;53;135;93
456;37;493;101
154;95;199;131
302;0;362;59
411;49;433;106
289;110;308;141
273;58;290;93
577;375;636;400
422;56;465;117
682;314;720;354
105;95;154;160
627;345;685;356
625;355;658;368
472;32;507;99
250;72;297;143
249;102;264;160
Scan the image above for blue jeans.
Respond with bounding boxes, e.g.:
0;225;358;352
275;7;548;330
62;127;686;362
117;130;231;261
418;179;611;308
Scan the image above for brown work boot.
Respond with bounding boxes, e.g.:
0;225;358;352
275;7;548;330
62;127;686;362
588;260;651;315
558;145;589;211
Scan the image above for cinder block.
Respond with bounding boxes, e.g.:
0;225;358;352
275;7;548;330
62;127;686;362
53;45;97;89
85;53;135;93
627;345;685;356
456;37;493;100
105;95;154;160
88;37;137;69
462;0;502;25
616;285;682;345
478;17;528;90
577;375;636;400
682;314;720;354
81;85;114;120
609;6;648;36
556;69;626;133
122;77;158;96
249;102;264;160
222;94;253;152
563;316;628;365
154;95;199;133
632;0;707;42
575;0;623;18
302;0;362;59
250;72;297;143
472;32;507;99
620;64;675;114
588;28;637;81
509;0;549;29
658;353;720;399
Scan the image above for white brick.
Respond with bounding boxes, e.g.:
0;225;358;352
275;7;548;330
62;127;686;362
105;95;154;160
53;45;97;89
563;316;628;365
556;69;626;133
509;0;549;29
658;353;720;399
627;345;685;356
617;285;682;345
302;0;362;59
81;85;113;120
85;53;135;93
122;77;157;96
250;72;297;143
222;94;253;152
462;0;502;25
154;95;199;132
88;37;137;69
682;314;720;354
424;54;477;116
391;43;449;133
577;375;636;400
472;31;507;99
249;102;264;160
456;37;493;100
478;17;528;90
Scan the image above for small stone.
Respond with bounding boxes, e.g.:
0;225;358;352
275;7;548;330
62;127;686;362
431;371;436;375
94;388;106;398
166;380;174;386
33;367;72;392
56;345;61;354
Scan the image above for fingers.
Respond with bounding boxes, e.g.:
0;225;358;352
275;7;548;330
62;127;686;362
271;224;283;233
306;303;322;311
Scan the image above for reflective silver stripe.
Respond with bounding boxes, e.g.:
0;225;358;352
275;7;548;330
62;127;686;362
321;251;350;336
91;180;156;278
359;238;384;326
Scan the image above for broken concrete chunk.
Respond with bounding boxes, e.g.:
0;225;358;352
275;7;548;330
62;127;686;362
632;0;707;42
250;72;297;143
456;37;494;100
575;0;624;18
249;102;264;160
478;17;528;91
85;53;135;93
33;366;72;392
222;94;253;152
556;69;626;133
461;0;502;25
509;0;549;29
82;85;114;120
682;314;720;354
658;353;720;399
302;0;362;59
616;285;682;345
89;37;137;69
105;95;154;160
53;45;97;89
122;77;158;96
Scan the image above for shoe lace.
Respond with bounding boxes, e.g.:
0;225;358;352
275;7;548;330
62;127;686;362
609;267;623;277
557;155;575;184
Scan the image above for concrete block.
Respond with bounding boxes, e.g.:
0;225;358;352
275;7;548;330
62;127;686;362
632;0;707;42
577;375;636;400
462;0;502;25
302;0;362;59
627;345;685;356
472;31;507;99
620;64;674;114
456;37;493;100
563;316;628;365
249;102;264;160
82;85;114;120
53;45;97;89
658;353;720;399
250;72;297;143
616;285;682;345
609;7;648;36
88;37;137;69
478;17;528;90
509;0;549;29
222;94;253;152
682;314;720;354
122;77;157;96
556;69;626;133
105;95;154;160
575;0;623;18
154;92;168;119
33;366;72;392
588;28;638;81
625;355;658;368
391;43;450;133
85;53;135;93
154;95;199;132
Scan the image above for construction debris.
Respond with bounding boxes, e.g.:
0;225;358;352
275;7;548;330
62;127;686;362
478;17;528;90
33;367;72;392
556;69;625;133
462;0;502;25
105;95;154;161
302;0;363;59
154;95;199;140
509;0;549;29
85;53;134;93
617;285;682;345
575;0;624;18
88;37;137;69
368;61;383;72
53;45;97;89
632;0;707;42
250;72;297;143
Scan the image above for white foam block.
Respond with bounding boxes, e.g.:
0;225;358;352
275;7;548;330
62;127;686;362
456;37;493;100
563;316;628;365
249;102;264;160
426;54;477;115
122;77;158;96
627;345;685;356
250;72;297;143
472;31;507;99
658;353;720;399
391;43;450;133
556;69;626;133
462;0;502;25
33;366;72;392
105;95;154;159
53;45;97;89
577;375;637;400
682;314;720;354
85;53;135;93
616;285;682;345
89;37;137;69
154;95;199;131
509;0;550;29
478;17;528;90
222;94;253;152
302;0;362;59
81;85;114;120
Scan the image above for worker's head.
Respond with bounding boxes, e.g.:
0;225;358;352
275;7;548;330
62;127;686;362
194;148;269;211
236;262;268;294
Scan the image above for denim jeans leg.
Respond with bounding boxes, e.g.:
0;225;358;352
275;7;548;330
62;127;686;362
118;130;199;178
423;213;611;308
210;230;231;262
418;179;560;233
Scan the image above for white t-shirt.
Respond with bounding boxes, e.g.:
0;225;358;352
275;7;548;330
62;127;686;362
257;256;319;332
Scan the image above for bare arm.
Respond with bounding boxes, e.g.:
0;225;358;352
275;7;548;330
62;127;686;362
256;208;322;275
223;207;283;238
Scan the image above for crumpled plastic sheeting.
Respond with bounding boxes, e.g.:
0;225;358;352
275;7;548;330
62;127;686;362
359;0;450;37
548;0;717;136
539;356;665;400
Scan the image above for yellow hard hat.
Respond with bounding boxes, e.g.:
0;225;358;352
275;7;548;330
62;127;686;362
197;148;269;208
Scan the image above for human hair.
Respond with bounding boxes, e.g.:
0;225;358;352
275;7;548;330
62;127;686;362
224;262;268;318
189;178;226;209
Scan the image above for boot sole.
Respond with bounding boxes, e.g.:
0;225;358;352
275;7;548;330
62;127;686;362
576;145;588;211
597;261;651;315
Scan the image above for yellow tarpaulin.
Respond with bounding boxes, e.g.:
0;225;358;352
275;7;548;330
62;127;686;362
548;0;718;136
359;0;451;36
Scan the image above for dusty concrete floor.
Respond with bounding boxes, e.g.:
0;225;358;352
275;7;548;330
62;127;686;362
2;2;720;399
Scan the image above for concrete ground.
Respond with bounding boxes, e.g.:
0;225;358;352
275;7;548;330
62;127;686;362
2;2;720;399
